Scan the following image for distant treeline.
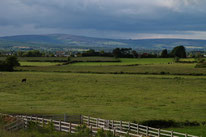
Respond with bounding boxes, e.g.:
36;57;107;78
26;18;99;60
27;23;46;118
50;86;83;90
80;46;187;58
0;45;203;58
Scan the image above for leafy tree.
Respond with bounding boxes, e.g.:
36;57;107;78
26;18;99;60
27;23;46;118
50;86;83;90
170;46;186;58
112;48;121;58
112;48;133;58
132;50;138;58
161;49;168;58
22;50;43;57
174;57;180;63
0;56;20;71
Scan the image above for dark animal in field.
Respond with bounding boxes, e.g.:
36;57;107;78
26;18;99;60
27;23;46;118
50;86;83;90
22;79;27;83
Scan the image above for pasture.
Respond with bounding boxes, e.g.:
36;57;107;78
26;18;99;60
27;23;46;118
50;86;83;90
20;62;62;66
70;58;173;66
15;57;206;76
0;72;205;123
1;57;206;136
17;62;206;76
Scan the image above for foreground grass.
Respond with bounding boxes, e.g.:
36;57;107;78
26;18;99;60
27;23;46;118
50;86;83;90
0;72;205;123
167;126;206;136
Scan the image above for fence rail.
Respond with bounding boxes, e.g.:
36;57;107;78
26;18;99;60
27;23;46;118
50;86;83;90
82;115;200;137
0;113;201;137
14;115;143;137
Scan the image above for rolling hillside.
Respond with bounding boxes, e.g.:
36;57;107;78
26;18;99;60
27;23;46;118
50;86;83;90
0;34;206;50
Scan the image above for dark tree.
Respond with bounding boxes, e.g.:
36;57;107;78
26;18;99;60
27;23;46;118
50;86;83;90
170;46;186;58
161;49;168;58
112;48;133;58
112;48;121;58
0;56;20;71
132;50;138;58
5;56;20;71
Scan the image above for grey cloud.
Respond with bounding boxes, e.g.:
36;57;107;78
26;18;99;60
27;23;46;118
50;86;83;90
0;0;206;38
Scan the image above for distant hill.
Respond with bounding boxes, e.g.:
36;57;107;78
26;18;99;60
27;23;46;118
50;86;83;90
0;34;206;50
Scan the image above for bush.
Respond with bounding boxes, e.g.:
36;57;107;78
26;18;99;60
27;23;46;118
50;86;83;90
174;57;180;63
0;56;20;71
140;120;201;128
140;120;178;128
75;125;92;137
96;128;115;137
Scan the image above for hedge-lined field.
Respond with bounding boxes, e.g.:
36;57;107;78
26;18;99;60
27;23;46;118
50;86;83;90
17;63;206;75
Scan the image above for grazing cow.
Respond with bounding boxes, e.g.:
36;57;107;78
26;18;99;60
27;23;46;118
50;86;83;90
22;78;26;83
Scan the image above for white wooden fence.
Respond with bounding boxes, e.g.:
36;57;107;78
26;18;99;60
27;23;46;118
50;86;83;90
15;115;143;137
82;115;200;137
0;113;201;137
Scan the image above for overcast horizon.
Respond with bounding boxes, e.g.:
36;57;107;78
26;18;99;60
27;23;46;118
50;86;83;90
1;0;206;40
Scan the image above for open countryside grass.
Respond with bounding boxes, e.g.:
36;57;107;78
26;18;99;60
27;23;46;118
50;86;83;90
20;62;62;66
0;72;206;123
0;57;68;62
0;56;119;62
167;126;206;136
18;63;206;75
71;58;173;66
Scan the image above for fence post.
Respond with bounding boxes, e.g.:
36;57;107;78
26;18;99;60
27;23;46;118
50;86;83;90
137;124;139;134
69;123;71;133
112;120;114;128
128;122;130;131
64;113;67;122
36;116;38;124
42;118;44;127
88;116;90;126
113;128;116;136
120;121;122;130
185;134;188;137
59;120;61;131
171;130;173;137
108;120;110;128
25;115;28;128
80;115;82;124
90;125;93;136
158;128;160;137
96;118;99;127
146;126;149;136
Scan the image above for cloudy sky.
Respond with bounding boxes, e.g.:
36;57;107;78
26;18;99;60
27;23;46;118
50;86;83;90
0;0;206;39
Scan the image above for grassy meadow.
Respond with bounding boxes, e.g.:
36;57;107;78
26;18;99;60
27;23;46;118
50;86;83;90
20;62;62;66
0;57;206;136
18;62;206;76
0;72;206;122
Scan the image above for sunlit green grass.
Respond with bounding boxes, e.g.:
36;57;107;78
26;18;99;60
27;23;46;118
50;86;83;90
167;126;206;136
0;72;205;123
20;62;62;66
17;63;206;76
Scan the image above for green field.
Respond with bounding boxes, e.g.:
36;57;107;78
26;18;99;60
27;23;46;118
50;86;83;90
0;72;206;122
167;126;206;137
71;58;173;66
1;57;206;136
20;62;62;66
17;62;206;76
15;57;206;76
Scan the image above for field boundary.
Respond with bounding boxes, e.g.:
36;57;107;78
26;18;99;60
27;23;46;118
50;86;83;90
0;113;200;137
82;115;200;137
1;114;143;137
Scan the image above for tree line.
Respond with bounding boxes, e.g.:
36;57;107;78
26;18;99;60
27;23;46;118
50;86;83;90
81;45;187;58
